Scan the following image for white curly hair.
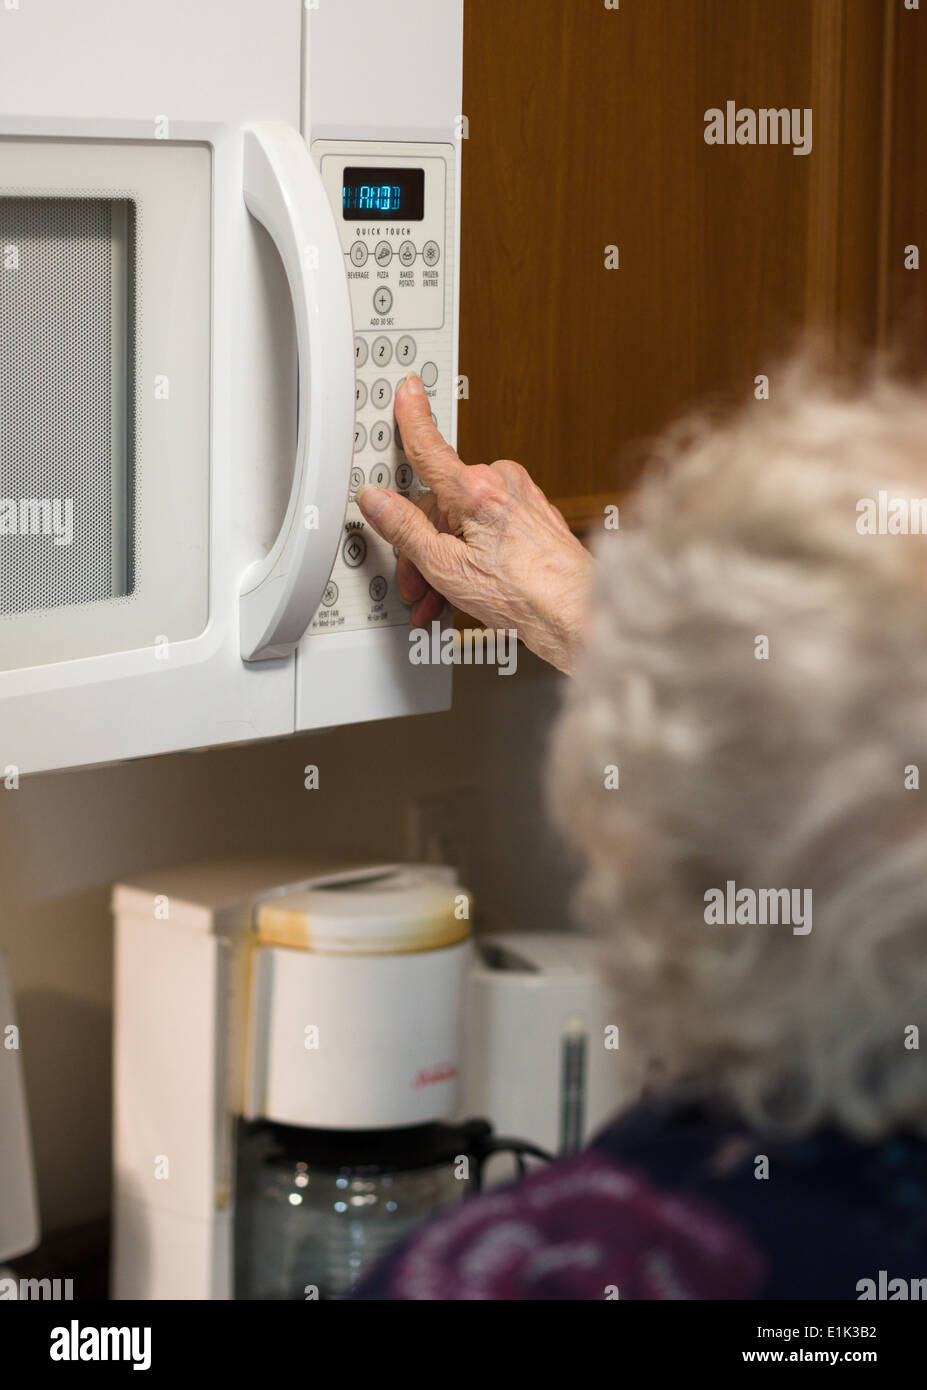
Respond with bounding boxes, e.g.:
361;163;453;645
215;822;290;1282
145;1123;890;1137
548;364;927;1139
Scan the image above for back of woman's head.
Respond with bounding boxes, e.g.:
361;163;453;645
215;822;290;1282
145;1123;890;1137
549;363;927;1139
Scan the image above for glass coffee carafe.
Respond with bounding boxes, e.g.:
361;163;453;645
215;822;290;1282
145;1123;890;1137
234;1118;548;1300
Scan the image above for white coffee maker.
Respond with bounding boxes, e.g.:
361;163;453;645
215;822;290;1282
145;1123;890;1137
111;860;477;1299
111;858;626;1299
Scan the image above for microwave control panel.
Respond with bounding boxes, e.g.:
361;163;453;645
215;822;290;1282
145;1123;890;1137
308;141;456;636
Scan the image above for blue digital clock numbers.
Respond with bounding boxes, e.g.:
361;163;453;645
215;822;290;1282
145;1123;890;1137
341;167;425;221
344;183;401;214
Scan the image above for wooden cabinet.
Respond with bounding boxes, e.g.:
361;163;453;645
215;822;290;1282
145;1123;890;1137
457;0;926;531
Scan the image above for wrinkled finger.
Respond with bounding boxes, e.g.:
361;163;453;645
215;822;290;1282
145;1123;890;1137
355;483;454;586
396;490;443;602
410;585;447;628
397;551;430;604
394;376;469;507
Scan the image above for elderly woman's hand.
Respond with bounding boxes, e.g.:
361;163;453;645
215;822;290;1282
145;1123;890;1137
355;375;594;675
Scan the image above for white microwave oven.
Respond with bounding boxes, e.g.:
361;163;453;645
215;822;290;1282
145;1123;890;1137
0;0;462;775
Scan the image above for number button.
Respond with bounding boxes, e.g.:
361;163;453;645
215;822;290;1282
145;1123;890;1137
396;336;416;367
395;462;414;491
373;287;393;315
355;380;368;410
423;241;440;267
354;337;369;367
370;463;392;488
350;241;368;267
353;425;367;454
375;241;392;266
399;241;416;267
372;336;393;367
371;379;392;409
371;424;392;453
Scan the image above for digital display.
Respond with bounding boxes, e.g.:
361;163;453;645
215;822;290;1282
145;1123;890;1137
342;167;425;220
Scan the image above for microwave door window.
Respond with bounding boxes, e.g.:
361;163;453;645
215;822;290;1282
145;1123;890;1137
0;196;135;620
0;139;210;675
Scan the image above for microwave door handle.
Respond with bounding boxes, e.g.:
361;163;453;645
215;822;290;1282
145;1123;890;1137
239;123;354;661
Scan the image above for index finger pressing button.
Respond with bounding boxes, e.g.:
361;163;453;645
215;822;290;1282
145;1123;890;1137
393;386;465;500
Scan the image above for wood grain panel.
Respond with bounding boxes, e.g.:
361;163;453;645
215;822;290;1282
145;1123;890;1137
878;0;927;367
457;0;910;530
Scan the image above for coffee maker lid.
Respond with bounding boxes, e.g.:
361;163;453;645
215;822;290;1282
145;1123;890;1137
255;863;471;954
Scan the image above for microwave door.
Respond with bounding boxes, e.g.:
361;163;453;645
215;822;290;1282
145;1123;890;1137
0;123;355;775
0;1;329;776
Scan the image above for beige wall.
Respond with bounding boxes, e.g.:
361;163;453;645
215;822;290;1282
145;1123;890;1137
0;653;578;1233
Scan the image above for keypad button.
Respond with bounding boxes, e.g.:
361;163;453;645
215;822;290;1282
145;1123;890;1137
354;337;369;367
342;533;367;568
370;462;392;488
371;378;392;409
421;361;439;388
373;286;393;314
369;575;388;603
353;425;367;454
350;241;368;267
355;380;368;409
395;461;414;491
375;241;393;266
372;336;393;367
350;466;365;491
371;425;392;453
396;335;416;366
399;240;416;267
322;581;339;607
423;241;440;266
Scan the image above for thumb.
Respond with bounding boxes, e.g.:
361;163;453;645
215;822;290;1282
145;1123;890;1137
355;485;445;577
